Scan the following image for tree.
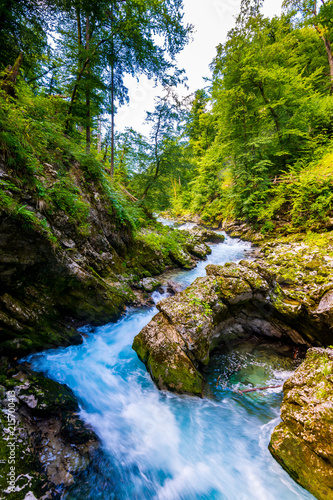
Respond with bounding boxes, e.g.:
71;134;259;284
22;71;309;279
283;0;333;92
0;0;51;80
139;87;186;201
113;128;151;188
166;0;332;222
113;87;192;210
55;0;191;154
187;89;216;157
208;0;330;218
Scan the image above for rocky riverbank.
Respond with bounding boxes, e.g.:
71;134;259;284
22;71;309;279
0;180;218;358
0;360;98;500
0;222;217;500
133;223;333;499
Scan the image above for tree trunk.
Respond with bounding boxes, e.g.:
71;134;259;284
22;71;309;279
111;62;115;176
103;143;108;163
323;37;333;93
256;81;282;143
77;8;82;50
85;16;91;153
86;85;91;152
313;0;333;94
110;2;115;178
141;103;165;200
97;118;102;153
1;52;23;97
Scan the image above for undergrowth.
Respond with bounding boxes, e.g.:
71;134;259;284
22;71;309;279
0;83;144;238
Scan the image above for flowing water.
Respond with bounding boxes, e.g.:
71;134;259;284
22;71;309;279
26;233;314;500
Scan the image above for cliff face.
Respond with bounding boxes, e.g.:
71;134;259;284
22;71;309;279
0;154;216;357
0;156;136;356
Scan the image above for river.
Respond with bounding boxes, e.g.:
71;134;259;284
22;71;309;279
26;228;314;499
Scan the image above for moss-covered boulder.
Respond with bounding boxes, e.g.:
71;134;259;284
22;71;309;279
187;225;226;244
133;313;203;395
269;348;333;500
0;361;99;499
129;224;215;275
133;260;312;395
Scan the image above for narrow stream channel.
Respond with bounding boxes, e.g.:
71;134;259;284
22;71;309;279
26;230;314;499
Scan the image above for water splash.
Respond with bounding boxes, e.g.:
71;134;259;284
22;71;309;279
27;237;314;500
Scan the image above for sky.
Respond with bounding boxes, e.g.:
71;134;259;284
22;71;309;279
114;0;283;136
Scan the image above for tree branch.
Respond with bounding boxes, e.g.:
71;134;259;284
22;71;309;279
27;66;57;84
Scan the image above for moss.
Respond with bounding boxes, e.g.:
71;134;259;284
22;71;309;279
15;370;78;414
147;353;203;395
0;403;51;499
270;348;333;499
269;423;333;500
132;334;149;364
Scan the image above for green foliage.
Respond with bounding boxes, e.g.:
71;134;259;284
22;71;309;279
0;0;49;75
114;89;194;212
76;152;144;228
136;226;190;259
261;221;275;234
53;0;191;149
2;0;333;235
257;143;333;229
0;82;146;239
48;176;90;234
0;185;57;244
165;0;333;230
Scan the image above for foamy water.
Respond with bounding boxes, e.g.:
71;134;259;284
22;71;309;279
26;234;314;499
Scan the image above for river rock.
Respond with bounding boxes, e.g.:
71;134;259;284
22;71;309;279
165;280;183;295
186;225;226;243
133;313;203;394
269;348;333;500
0;361;99;498
133;255;333;395
133;260;315;395
138;277;162;292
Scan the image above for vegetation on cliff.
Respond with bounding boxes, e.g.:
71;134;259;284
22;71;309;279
0;80;219;359
3;0;333;234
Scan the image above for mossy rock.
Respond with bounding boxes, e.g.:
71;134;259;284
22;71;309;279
12;368;78;415
269;348;333;500
0;393;55;499
133;313;203;395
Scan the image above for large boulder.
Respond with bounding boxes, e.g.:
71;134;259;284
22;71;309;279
186;225;226;244
269;348;333;500
133;260;315;395
0;360;99;498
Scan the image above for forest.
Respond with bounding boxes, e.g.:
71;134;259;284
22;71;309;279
2;0;333;233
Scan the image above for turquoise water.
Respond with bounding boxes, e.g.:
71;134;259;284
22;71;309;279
27;235;314;499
